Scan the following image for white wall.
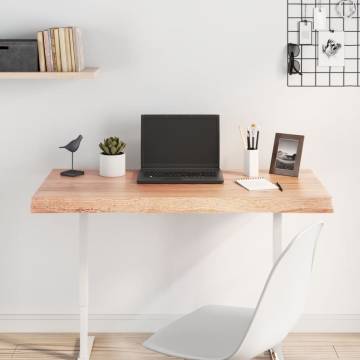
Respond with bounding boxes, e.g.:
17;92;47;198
0;0;359;332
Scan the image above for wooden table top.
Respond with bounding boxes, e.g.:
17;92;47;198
31;169;333;214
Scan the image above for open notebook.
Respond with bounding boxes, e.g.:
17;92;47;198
236;177;278;191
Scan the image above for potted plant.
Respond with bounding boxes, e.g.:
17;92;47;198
99;137;126;177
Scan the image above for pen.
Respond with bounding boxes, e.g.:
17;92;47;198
250;124;257;150
255;130;259;150
251;129;254;150
247;130;250;150
276;182;283;192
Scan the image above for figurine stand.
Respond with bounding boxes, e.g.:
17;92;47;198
61;152;84;177
61;169;85;177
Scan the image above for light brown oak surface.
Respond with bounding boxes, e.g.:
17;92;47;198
31;169;333;214
0;333;358;359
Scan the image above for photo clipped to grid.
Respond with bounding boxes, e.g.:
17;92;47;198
287;0;360;87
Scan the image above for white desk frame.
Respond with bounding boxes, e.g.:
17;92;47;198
79;214;94;360
77;212;285;360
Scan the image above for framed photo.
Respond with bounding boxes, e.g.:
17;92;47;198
270;133;304;177
318;31;344;68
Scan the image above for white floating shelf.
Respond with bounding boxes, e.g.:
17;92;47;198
0;67;99;79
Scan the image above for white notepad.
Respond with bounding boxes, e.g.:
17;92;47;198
236;177;278;191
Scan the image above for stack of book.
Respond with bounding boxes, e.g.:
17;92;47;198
37;27;84;72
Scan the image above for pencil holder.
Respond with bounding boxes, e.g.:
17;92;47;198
244;149;259;177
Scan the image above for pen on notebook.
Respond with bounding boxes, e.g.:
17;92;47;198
276;182;283;192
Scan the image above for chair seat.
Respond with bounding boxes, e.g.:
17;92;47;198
143;305;255;360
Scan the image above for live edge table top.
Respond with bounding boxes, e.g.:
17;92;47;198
31;169;333;214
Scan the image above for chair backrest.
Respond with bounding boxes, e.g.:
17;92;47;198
237;223;323;359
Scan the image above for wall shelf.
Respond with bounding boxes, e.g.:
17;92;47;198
0;67;99;80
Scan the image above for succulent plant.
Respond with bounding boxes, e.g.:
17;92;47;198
99;137;126;155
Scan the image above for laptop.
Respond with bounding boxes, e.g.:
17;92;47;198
137;114;224;184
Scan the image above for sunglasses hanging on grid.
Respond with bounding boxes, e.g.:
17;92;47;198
288;43;302;75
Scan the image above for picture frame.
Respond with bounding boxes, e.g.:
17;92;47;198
270;133;304;177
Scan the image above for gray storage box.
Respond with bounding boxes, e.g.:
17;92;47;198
0;39;39;72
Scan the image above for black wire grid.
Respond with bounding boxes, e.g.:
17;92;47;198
287;0;360;86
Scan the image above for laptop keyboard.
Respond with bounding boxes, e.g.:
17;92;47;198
144;170;218;178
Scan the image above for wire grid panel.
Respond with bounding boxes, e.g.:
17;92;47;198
287;0;360;87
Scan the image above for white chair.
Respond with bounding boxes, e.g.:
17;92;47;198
144;223;324;360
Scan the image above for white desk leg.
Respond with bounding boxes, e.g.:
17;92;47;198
270;213;285;360
273;213;283;263
78;214;95;360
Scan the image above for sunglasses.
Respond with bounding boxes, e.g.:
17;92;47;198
288;43;302;76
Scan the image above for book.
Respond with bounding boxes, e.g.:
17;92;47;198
43;30;54;72
68;27;76;72
236;177;278;191
50;29;58;72
37;26;85;72
73;27;85;72
59;28;68;72
36;32;46;72
64;27;73;72
53;28;62;72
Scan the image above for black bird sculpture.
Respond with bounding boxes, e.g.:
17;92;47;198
59;135;84;177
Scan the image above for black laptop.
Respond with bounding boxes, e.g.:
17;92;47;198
137;115;224;184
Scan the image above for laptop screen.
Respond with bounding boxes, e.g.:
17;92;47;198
141;115;220;169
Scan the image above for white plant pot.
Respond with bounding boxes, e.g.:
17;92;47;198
99;153;126;177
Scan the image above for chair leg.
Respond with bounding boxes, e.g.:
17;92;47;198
270;343;285;360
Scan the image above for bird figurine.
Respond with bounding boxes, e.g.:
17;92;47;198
59;135;84;177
